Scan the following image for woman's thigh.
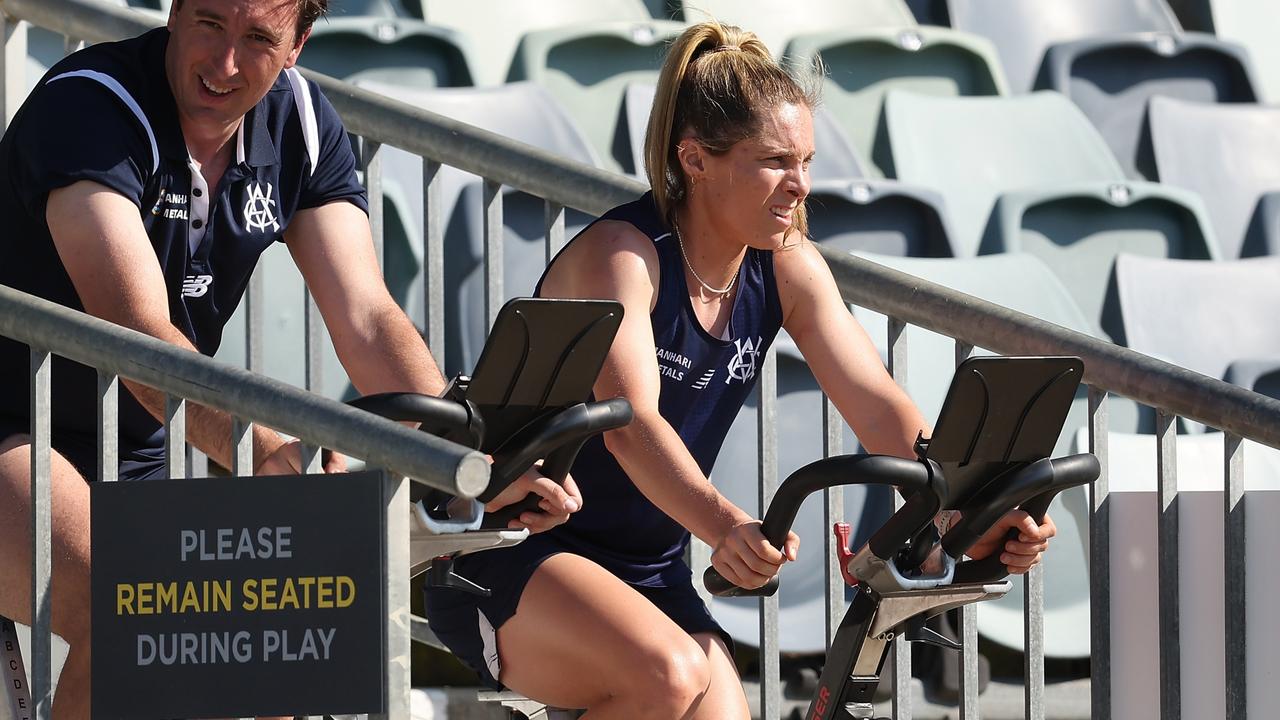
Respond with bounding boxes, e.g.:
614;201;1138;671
690;632;749;720
495;552;713;711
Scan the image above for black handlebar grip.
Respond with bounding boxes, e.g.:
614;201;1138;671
347;392;474;442
703;566;781;597
953;454;1100;584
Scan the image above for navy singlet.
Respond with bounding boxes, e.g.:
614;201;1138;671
532;191;784;587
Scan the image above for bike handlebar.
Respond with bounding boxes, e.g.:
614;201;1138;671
703;454;934;598
703;452;1099;597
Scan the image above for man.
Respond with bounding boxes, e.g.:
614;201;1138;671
0;2;579;717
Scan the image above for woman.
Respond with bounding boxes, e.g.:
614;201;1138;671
426;22;1056;718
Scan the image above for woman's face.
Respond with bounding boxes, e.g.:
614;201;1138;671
686;101;814;250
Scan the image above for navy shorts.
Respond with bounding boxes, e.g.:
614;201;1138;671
424;532;734;690
0;415;167;482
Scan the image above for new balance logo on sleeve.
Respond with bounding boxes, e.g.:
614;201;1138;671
182;274;212;298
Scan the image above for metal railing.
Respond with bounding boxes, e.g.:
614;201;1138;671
3;1;1280;719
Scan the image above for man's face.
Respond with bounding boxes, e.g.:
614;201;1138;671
165;0;309;138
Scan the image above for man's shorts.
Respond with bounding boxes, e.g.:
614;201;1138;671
423;532;734;690
0;415;167;482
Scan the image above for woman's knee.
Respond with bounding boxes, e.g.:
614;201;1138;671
626;632;712;712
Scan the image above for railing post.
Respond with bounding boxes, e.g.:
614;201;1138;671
757;347;780;720
165;395;186;479
544;199;565;266
98;372;118;483
483;180;503;331
362;138;384;271
1;13;27;129
886;317;911;719
1224;432;1246;720
422;159;444;366
372;469;410;720
1156;408;1181;720
954;342;980;720
1088;386;1111;720
29;348;52;720
822;394;844;643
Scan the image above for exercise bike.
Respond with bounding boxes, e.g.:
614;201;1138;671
705;355;1101;720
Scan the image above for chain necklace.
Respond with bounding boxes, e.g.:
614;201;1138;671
673;220;739;298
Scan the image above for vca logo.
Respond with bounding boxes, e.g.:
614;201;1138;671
243;182;280;233
725;336;762;385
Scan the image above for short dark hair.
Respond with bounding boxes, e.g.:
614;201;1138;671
172;0;329;43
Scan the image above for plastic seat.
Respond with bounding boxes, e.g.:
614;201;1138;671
884;90;1126;256
847;252;1141;659
508;21;686;175
681;0;915;58
1149;97;1280;258
807;178;956;257
1041;33;1259;179
1167;0;1280;103
619;82;863;181
784;26;1008;178
985;181;1219;342
946;0;1183;93
299;17;474;87
420;0;652;86
1114;255;1280;384
325;0;415;17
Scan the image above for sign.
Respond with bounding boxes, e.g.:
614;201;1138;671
91;472;386;719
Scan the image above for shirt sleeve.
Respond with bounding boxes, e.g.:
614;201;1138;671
13;75;152;218
299;83;369;214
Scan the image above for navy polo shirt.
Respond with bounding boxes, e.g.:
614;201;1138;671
0;27;368;477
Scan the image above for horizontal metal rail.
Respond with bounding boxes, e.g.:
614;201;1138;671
0;286;490;497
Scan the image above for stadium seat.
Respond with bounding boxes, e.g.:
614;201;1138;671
904;0;950;26
1149;97;1280;258
784;26;1008;178
353;80;599;374
507;21;686;175
1114;255;1280;387
325;0;415;17
1224;360;1280;402
420;0;652;86
299;17;473;86
681;0;916;58
984;181;1219;342
1041;33;1258;179
884;90;1126;255
848;251;1139;658
947;0;1183;93
808;178;956;257
1166;0;1280;103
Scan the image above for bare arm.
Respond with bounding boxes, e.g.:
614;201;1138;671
541;222;795;588
46;181;291;471
774;240;926;457
776;240;1054;572
285;200;445;397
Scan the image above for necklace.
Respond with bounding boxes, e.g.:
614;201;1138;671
673;221;739;297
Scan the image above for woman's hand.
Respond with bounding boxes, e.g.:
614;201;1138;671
710;520;800;589
484;463;583;533
966;510;1057;575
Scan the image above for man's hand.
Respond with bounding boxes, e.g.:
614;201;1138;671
483;464;582;533
710;520;800;590
254;439;347;476
965;510;1057;575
